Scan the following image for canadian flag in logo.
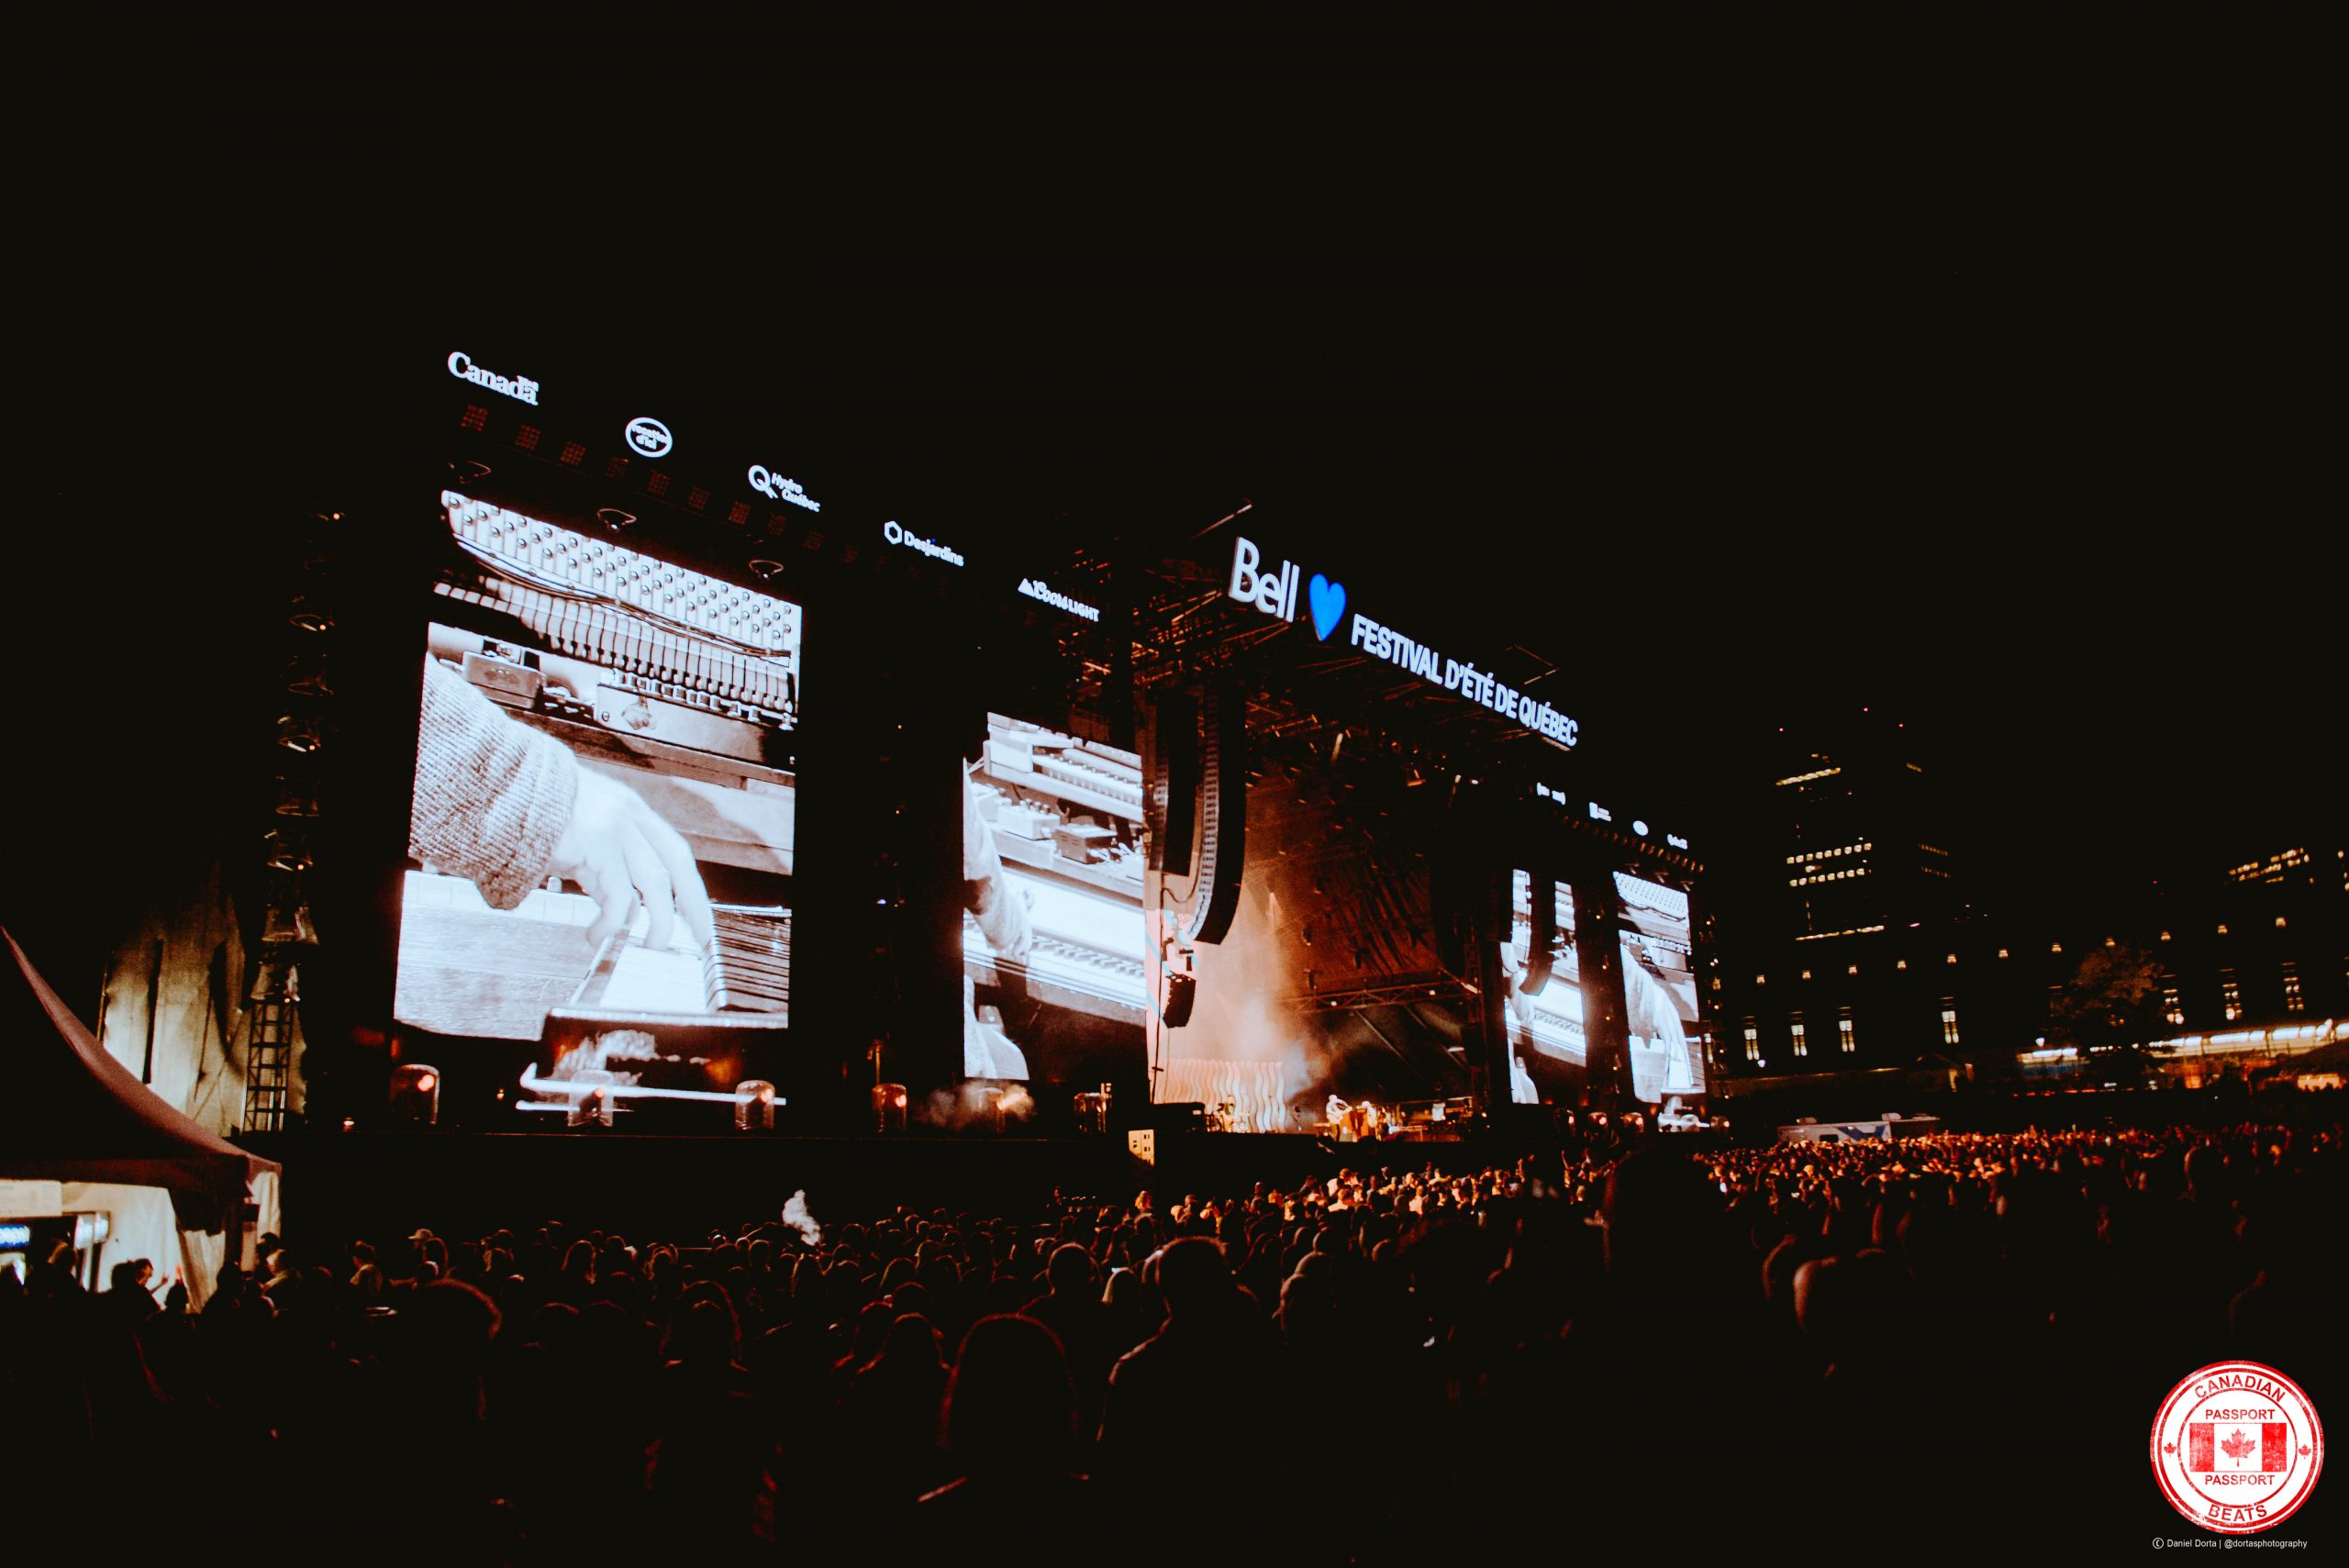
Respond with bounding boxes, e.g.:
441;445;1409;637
2188;1423;2289;1471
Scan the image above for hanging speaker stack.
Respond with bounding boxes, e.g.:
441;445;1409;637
1520;873;1555;995
1146;690;1197;879
1185;686;1247;946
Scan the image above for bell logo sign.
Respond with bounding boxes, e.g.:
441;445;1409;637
1227;537;1300;624
1225;533;1576;749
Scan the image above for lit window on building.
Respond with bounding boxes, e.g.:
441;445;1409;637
2276;916;2288;929
1940;1006;1960;1047
2160;930;2172;942
2282;961;2303;1013
1998;949;2010;960
1896;959;1908;970
2162;973;2183;1027
2221;971;2242;1022
1743;1024;1760;1062
1846;964;1858;976
1791;1019;1809;1058
1838;1015;1855;1053
2051;941;2063;954
1946;953;1957;964
2217;924;2229;936
2230;847;2311;884
1801;970;1812;981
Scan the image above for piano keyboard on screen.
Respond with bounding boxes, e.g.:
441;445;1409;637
1032;748;1142;809
705;905;792;1017
962;917;1148;1026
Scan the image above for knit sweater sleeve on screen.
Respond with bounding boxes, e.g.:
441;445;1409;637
409;656;578;908
962;763;1033;957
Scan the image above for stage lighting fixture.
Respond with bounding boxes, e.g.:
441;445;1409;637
874;1083;907;1135
735;1080;777;1130
748;558;785;581
286;596;333;633
389;1062;440;1126
273;777;321;817
284;657;333;699
276;715;324;753
259;899;316;948
596;507;637;531
262;828;312;873
566;1075;617;1129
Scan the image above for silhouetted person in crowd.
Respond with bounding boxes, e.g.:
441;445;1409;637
841;1313;951;1503
1023;1242;1111;1437
918;1313;1098;1546
104;1259;159;1329
1097;1238;1283;1488
646;1285;763;1550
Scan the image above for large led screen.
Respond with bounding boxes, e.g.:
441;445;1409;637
394;492;801;1043
1501;869;1584;1105
1614;871;1704;1105
960;713;1147;1085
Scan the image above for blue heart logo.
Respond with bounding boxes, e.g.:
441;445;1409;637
1308;573;1346;640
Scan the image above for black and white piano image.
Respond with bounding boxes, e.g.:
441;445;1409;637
393;493;800;1052
1500;870;1583;1105
960;715;1148;1083
430;491;799;757
1614;871;1704;1104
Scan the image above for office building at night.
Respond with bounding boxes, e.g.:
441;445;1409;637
1707;712;2344;1102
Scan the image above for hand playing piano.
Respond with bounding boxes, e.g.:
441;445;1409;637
549;770;717;954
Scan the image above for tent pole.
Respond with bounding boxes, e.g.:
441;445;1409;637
140;940;163;1085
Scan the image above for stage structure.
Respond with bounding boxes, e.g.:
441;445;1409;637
1132;524;1715;1133
262;342;1161;1135
265;346;1710;1141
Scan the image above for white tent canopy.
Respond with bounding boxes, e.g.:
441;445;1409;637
3;929;281;1306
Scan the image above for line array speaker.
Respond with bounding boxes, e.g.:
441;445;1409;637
1146;690;1197;878
1184;687;1246;945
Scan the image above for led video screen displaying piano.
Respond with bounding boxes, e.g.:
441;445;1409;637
960;712;1148;1085
393;491;800;1046
1501;869;1585;1105
1615;871;1704;1105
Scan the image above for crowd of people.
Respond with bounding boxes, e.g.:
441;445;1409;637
5;1120;2339;1560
